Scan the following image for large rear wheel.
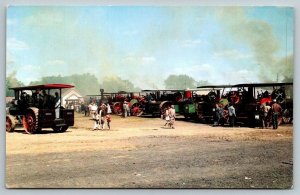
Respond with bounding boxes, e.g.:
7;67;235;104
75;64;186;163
23;108;40;134
6;115;16;132
52;125;69;133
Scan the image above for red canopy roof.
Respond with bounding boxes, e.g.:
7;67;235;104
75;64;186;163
9;84;75;90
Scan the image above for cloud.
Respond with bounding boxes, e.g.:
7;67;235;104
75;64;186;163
20;64;41;71
180;39;202;48
24;10;64;27
216;7;292;82
7;38;29;50
47;59;66;66
141;56;156;64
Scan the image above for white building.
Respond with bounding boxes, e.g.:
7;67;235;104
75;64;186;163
61;88;84;110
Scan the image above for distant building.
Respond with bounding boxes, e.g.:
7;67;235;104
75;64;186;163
61;88;84;110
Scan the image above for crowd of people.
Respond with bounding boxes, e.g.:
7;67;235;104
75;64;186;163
92;102;112;130
86;98;283;131
19;89;61;118
85;100;178;130
212;99;283;129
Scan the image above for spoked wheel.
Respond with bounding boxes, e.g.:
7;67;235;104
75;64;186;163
159;101;172;116
113;102;123;115
282;109;292;124
6;115;16;132
131;103;143;116
52;125;69;133
23;108;40;134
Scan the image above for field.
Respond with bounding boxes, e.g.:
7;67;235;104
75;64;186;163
6;113;293;188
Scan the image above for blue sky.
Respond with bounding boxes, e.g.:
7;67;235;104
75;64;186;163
6;6;294;89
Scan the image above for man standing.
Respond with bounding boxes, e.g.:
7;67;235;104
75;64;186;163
228;103;236;127
32;88;43;107
169;105;176;129
261;102;271;128
123;101;130;118
54;92;60;119
271;100;282;129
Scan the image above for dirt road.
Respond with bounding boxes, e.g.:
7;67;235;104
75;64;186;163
6;113;293;188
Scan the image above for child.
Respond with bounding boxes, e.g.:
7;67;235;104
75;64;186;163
106;114;111;130
93;112;100;130
164;106;170;127
99;109;105;130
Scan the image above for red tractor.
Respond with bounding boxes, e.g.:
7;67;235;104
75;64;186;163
130;90;185;117
6;84;75;134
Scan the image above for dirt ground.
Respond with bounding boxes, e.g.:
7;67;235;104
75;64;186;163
6;113;293;189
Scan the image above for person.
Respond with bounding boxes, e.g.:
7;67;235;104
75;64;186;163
93;111;100;130
123;101;130;118
213;104;223;126
271;99;282;129
88;103;93;116
42;90;51;108
106;103;112;130
169;105;176;129
106;103;112;114
260;102;271;128
214;103;224;126
164;106;170;127
99;105;107;130
228;103;236;127
259;104;266;129
213;104;219;126
106;113;111;130
54;92;60;119
91;103;98;119
264;102;271;128
20;92;29;107
32;88;43;107
80;103;85;114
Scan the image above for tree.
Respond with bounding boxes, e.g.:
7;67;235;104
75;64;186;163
196;80;209;87
29;73;100;96
101;76;141;92
6;71;24;96
164;74;197;89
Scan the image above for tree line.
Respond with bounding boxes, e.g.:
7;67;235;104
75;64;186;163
6;72;208;96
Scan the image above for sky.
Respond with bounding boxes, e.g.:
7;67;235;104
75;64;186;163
6;6;294;89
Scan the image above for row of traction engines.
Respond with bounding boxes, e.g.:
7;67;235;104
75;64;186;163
178;82;293;127
87;82;292;127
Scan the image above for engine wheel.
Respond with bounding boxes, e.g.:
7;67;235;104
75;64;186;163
113;102;122;115
131;103;143;116
6;115;16;132
282;109;292;124
52;126;69;133
159;101;171;115
23;108;40;134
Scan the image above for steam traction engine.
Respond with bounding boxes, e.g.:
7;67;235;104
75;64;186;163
6;84;75;134
129;90;185;117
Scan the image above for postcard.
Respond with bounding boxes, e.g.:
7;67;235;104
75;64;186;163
6;6;293;188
